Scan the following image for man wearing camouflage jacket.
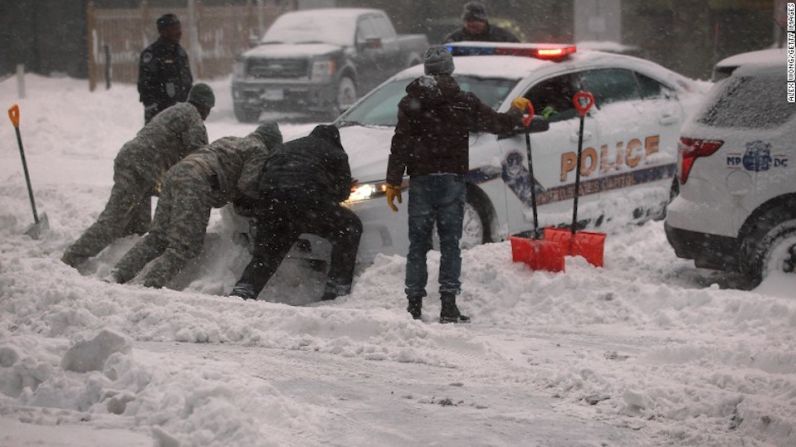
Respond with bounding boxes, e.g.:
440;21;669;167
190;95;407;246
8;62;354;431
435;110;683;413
61;83;215;269
110;122;283;288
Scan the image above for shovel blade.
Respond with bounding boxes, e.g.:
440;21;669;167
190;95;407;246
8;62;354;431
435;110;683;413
24;212;49;240
510;236;566;272
543;227;606;267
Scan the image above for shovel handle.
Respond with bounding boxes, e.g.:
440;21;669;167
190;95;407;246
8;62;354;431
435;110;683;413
522;102;535;128
8;104;20;128
571;91;595;235
572;91;595;118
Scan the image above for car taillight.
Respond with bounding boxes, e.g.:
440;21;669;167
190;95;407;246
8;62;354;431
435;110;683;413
679;137;724;184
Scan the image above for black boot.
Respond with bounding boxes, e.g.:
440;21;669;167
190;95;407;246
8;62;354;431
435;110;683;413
440;293;470;324
320;291;338;301
407;296;422;320
230;283;258;300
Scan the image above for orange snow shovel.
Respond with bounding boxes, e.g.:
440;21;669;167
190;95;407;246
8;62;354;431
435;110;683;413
544;91;605;268
8;104;49;239
510;101;565;272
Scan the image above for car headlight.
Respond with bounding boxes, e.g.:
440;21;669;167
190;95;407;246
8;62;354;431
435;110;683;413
233;60;245;78
347;182;386;204
311;59;336;81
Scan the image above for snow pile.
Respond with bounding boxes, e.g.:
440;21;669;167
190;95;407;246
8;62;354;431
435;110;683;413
2;75;795;446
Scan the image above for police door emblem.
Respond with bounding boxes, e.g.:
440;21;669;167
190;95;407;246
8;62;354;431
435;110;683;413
742;140;772;172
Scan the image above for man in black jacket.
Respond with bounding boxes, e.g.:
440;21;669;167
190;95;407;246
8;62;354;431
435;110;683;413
385;46;528;323
138;14;193;123
443;1;519;43
231;125;362;302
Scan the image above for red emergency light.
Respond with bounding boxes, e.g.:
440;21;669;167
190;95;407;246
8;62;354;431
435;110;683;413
446;42;577;61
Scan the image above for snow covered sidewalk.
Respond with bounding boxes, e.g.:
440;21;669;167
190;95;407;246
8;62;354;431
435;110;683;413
1;76;794;446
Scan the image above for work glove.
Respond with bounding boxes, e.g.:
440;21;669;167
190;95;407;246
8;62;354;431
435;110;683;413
511;97;531;112
541;105;557;120
385;184;402;212
508;97;532;126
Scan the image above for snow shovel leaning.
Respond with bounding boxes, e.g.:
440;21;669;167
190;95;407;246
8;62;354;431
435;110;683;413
8;104;49;239
510;101;565;272
543;91;606;268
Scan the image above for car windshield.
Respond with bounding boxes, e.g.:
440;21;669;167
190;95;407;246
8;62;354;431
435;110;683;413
338;75;519;127
697;73;796;129
262;13;356;47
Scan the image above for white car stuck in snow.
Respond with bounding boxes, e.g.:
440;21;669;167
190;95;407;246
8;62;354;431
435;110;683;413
334;42;699;261
666;53;796;284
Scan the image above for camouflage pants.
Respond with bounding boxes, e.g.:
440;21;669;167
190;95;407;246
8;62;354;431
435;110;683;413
113;163;215;288
62;162;151;267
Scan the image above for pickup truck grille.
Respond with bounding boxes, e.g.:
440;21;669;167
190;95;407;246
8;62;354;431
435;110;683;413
247;58;308;79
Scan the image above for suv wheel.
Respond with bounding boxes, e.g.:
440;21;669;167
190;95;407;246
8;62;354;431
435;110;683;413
334;76;357;116
757;220;796;279
742;207;796;284
432;195;493;250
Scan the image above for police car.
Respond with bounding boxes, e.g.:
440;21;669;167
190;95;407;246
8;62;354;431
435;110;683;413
331;42;699;262
665;53;796;284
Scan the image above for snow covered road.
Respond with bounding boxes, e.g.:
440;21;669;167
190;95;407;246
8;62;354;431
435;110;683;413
1;76;794;446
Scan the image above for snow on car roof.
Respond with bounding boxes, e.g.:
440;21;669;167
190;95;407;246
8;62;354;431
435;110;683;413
263;8;381;47
395;55;552;80
393;50;693;93
274;8;381;20
715;48;786;68
734;60;788;77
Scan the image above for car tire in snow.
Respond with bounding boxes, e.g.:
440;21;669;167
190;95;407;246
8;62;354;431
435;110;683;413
432;186;494;250
741;206;796;285
234;105;261;123
333;76;357;118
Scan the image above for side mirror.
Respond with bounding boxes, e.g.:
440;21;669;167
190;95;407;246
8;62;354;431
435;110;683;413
498;116;550;140
248;33;260;48
365;37;382;49
527;116;550;133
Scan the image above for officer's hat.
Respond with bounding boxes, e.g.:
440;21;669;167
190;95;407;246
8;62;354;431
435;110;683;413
157;14;180;32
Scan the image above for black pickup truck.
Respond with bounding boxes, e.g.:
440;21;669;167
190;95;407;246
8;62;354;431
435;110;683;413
231;8;428;121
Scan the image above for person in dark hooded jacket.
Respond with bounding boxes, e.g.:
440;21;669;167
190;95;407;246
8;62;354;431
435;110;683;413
385;46;529;323
231;125;362;302
443;1;519;43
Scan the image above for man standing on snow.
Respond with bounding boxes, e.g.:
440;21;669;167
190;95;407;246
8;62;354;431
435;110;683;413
443;1;519;43
110;122;283;288
138;13;193;124
61;84;215;269
231;125;362;302
385;46;529;323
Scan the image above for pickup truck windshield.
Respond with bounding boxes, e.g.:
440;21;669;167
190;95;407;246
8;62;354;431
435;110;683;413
339;76;519;127
262;13;356;47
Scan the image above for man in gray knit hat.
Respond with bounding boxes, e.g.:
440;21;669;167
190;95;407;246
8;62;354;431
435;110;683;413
384;46;528;322
443;1;519;43
110;122;283;288
62;83;215;269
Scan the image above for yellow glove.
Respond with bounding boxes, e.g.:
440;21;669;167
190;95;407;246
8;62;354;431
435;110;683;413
511;96;531;112
385;184;402;212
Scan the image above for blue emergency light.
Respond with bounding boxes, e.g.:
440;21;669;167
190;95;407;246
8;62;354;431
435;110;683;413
445;42;577;61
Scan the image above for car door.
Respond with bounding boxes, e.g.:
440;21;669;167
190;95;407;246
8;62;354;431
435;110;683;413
497;71;602;234
633;71;683;176
579;68;663;221
371;13;403;77
354;15;391;92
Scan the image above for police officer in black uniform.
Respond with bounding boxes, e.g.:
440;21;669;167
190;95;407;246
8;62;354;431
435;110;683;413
138;14;194;123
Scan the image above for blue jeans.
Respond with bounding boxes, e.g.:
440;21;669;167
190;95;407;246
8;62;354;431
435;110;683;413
405;174;466;298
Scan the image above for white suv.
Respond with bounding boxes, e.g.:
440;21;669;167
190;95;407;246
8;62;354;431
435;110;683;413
665;55;796;284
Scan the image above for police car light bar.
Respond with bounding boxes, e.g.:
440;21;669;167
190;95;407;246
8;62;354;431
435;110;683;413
445;42;577;61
